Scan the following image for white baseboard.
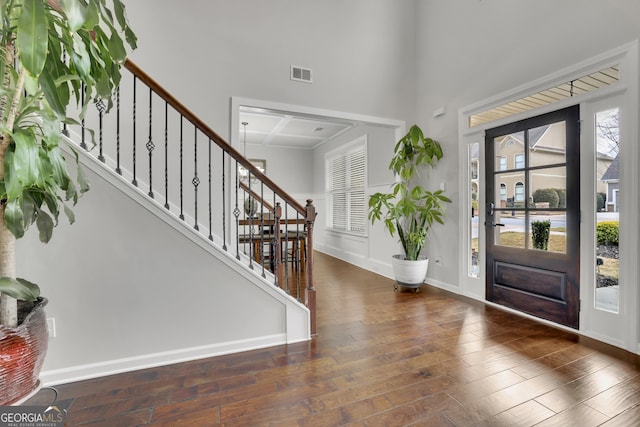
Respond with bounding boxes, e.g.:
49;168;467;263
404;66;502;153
315;244;395;279
423;277;460;294
40;334;287;386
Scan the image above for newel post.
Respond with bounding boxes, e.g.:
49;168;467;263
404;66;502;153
305;199;317;337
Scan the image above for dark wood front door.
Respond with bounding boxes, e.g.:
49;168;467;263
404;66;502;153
485;105;580;329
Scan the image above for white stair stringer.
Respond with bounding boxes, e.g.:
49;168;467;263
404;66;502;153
30;132;310;386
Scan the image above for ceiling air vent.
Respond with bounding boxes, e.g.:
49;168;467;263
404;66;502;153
290;65;312;83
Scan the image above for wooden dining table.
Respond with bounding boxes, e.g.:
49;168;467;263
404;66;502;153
238;213;307;271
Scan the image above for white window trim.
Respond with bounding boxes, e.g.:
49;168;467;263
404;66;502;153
514;153;525;169
514;181;525;202
499;156;507;171
325;135;368;236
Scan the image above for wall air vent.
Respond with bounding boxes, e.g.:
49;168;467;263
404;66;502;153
290;65;313;83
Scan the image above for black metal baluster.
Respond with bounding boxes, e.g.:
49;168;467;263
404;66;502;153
246;172;254;270
259;182;266;278
296;211;302;300
164;101;169;209
222;152;227;251
115;87;122;175
179;116;184;220
95;98;105;162
80;84;87;150
62;51;69;137
233;159;241;260
273;198;279;287
132;76;138;187
146;88;155;198
193;127;199;230
283;203;290;295
208;138;213;241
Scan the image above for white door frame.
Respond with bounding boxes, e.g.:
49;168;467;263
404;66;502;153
457;41;639;353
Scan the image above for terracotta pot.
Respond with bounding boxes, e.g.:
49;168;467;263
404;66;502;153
0;298;48;405
391;255;429;288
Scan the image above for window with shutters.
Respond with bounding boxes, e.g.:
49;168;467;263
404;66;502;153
326;135;367;235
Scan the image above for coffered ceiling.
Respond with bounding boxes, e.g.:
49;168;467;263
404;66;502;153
238;107;355;149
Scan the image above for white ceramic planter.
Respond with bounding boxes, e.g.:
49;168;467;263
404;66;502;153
391;255;429;288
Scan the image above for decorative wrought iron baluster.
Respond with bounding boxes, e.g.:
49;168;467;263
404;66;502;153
247;171;254;270
95;98;105;162
146;88;155;198
295;211;302;301
233;159;241;260
115;87;122;175
193;127;199;230
80;84;87;150
259;182;266;278
62;51;69;137
208;138;213;241
179;116;184;220
222;152;227;251
132;76;138;187
283;203;290;295
273;202;282;288
164;101;169;209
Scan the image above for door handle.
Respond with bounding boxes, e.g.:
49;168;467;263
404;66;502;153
491;222;505;227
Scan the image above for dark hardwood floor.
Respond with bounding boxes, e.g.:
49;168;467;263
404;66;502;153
25;252;640;426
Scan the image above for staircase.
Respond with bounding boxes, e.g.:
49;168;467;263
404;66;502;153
64;59;316;336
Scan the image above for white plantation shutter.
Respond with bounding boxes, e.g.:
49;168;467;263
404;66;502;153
326;136;367;235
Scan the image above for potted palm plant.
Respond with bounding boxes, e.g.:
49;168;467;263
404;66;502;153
0;0;136;405
368;124;450;289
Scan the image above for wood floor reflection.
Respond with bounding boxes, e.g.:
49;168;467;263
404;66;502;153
25;252;640;426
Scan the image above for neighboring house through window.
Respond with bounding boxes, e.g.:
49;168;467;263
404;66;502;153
499;156;507;171
500;183;507;202
515;181;525;202
601;154;620;212
326;135;367;235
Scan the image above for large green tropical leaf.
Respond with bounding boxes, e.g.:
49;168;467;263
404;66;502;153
68;32;92;82
61;199;75;224
60;0;87;32
83;0;99;28
39;36;71;117
3;148;18;199
17;0;48;77
76;159;89;193
0;277;40;301
36;208;53;242
107;29;126;63
12;128;43;187
20;191;37;226
39;67;67;118
4;197;25;238
47;146;71;189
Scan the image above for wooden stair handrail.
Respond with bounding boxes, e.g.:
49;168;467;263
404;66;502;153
123;59;307;216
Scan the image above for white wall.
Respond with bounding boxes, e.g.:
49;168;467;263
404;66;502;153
312;123;400;275
245;144;313;195
18;147;309;385
125;0;418;140
414;0;640;289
